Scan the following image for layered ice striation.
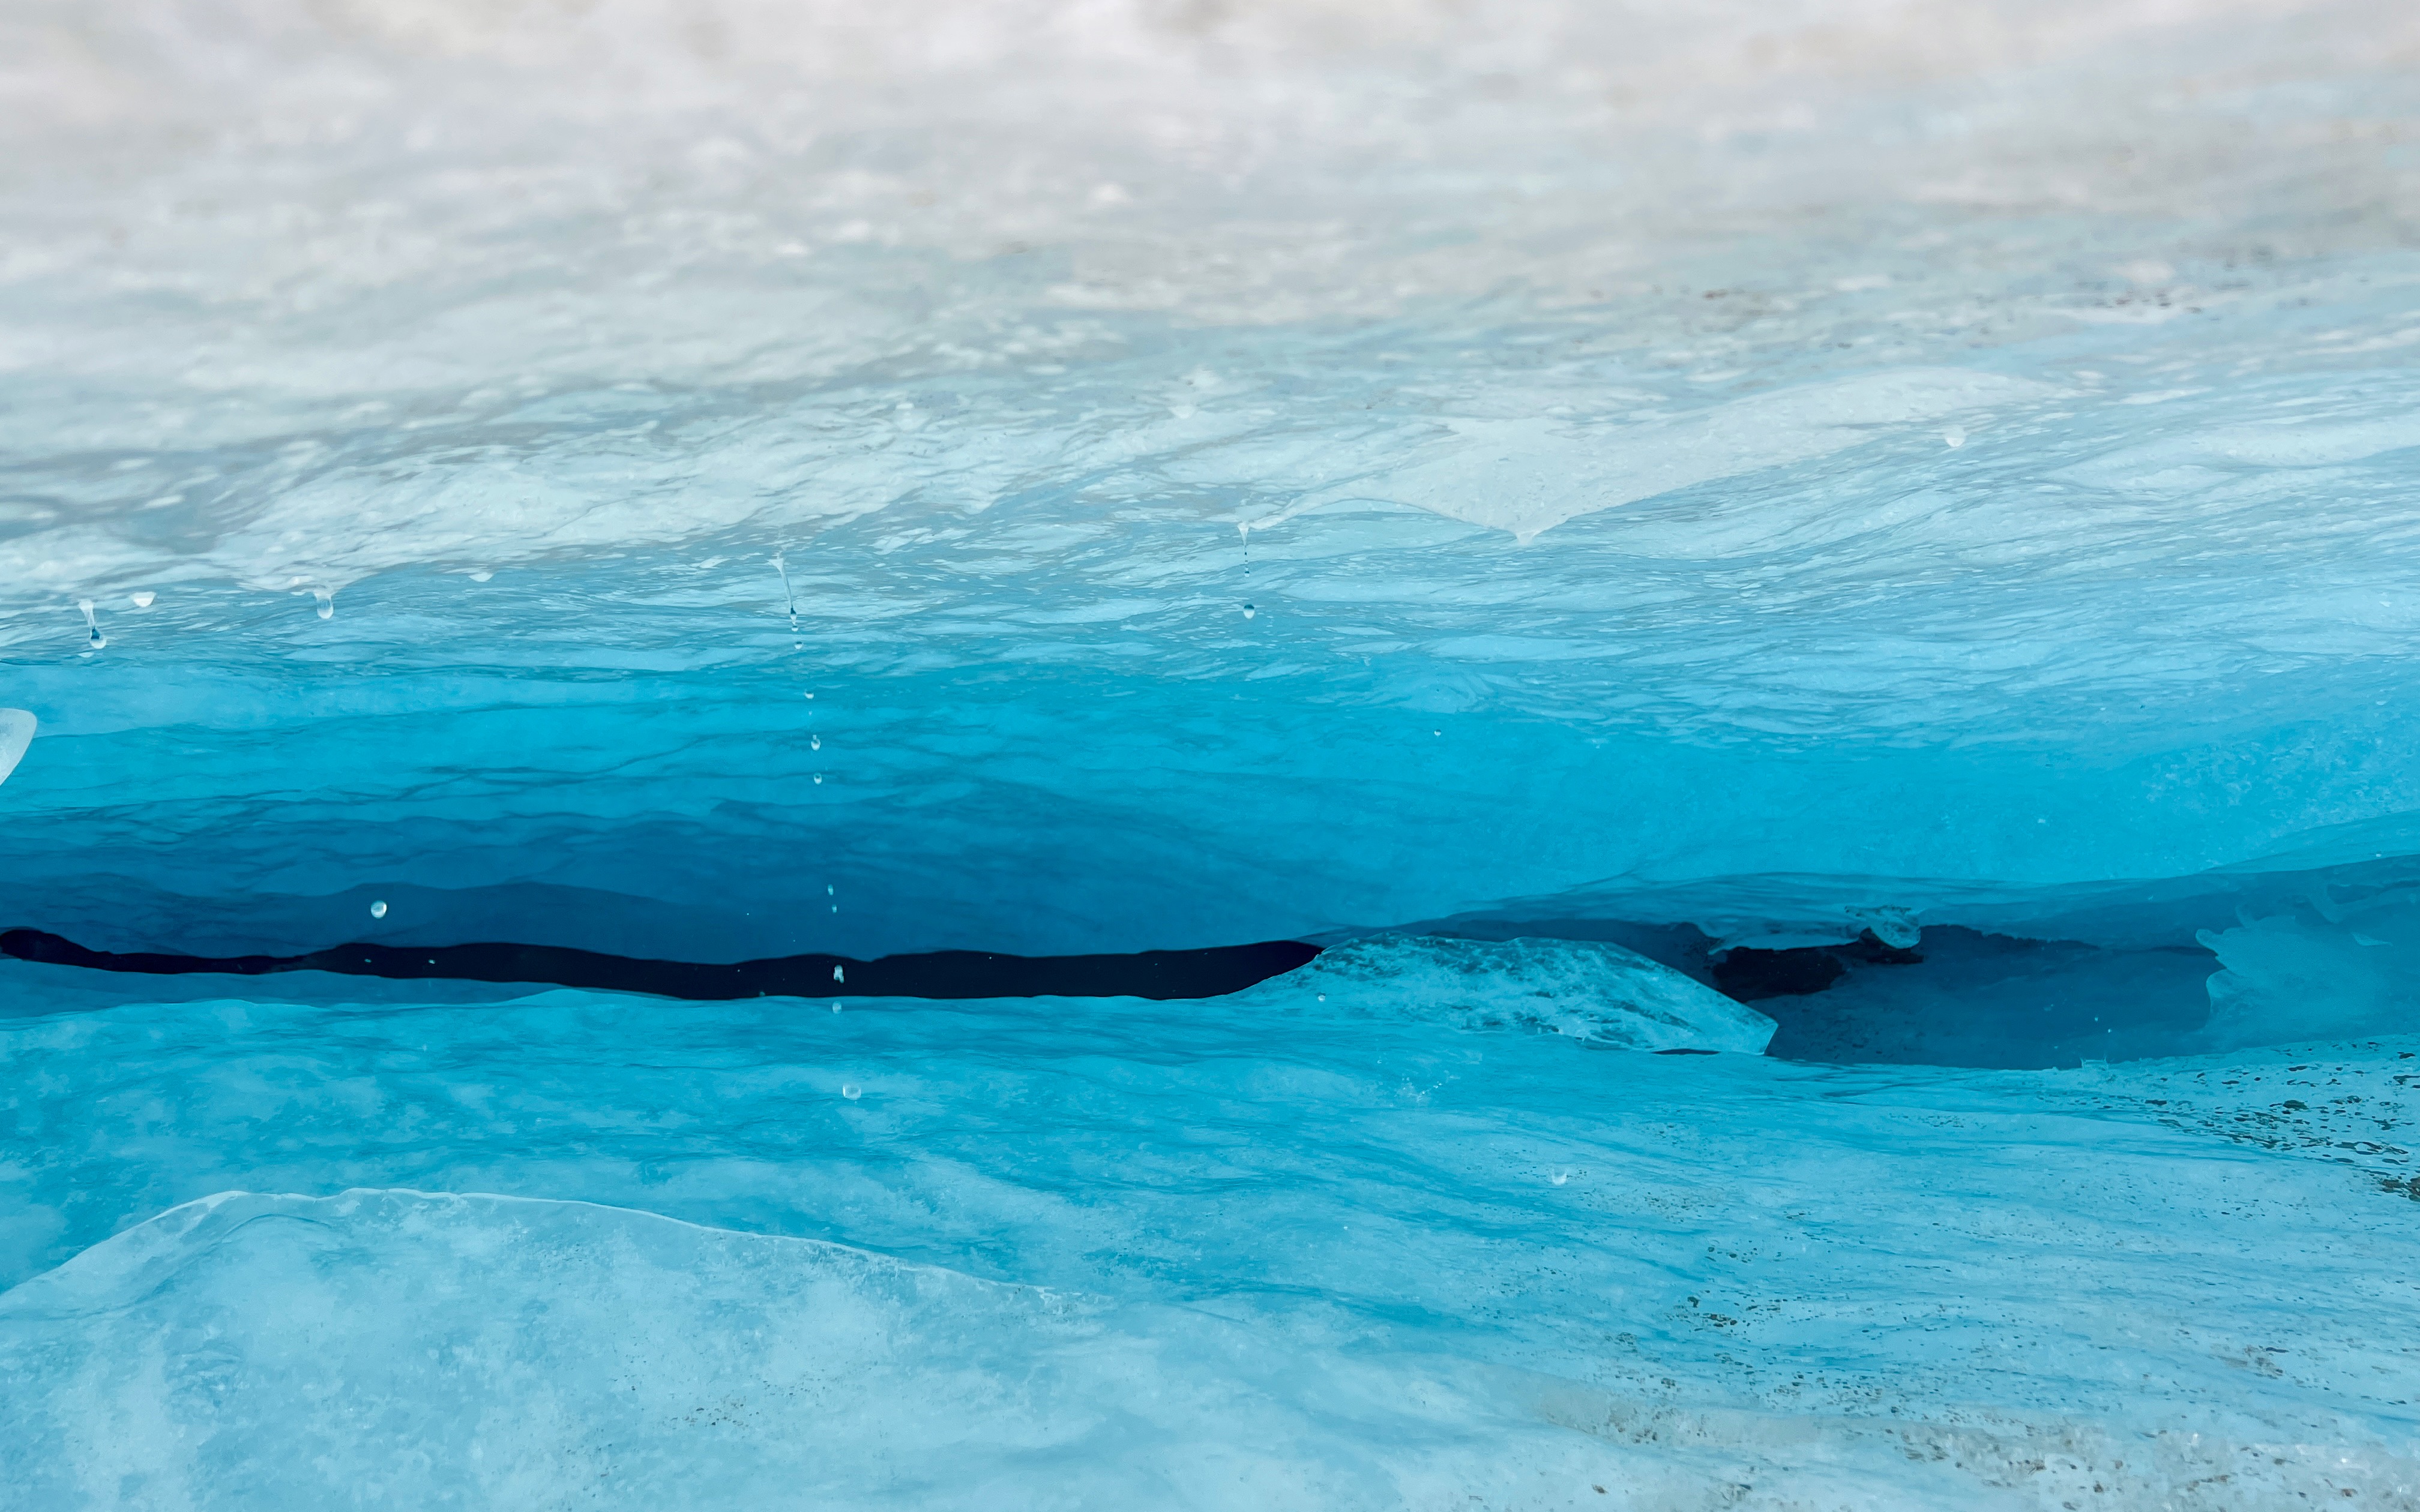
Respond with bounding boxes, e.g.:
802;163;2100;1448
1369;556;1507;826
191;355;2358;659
3;0;2420;990
4;0;2420;1505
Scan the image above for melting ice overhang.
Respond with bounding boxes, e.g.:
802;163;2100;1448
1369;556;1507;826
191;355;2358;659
2;1;2419;1055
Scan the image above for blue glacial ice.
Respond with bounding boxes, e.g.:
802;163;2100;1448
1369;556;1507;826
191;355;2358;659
2;0;2419;1505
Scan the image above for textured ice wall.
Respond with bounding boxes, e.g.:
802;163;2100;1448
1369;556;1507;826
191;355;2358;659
2;2;2419;1025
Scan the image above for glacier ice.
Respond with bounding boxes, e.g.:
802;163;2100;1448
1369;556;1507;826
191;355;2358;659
0;982;2414;1508
4;0;2420;1504
1233;935;1777;1054
0;709;31;790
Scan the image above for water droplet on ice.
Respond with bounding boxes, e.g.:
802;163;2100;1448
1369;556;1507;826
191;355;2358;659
840;1082;862;1100
1552;1171;1570;1186
129;592;155;609
370;900;388;919
1943;425;1966;448
832;965;845;982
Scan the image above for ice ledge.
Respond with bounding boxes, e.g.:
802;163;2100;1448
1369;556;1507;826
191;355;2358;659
1238;932;1777;1054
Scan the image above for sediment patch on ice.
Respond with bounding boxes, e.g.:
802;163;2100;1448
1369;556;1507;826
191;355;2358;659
4;1178;2412;1511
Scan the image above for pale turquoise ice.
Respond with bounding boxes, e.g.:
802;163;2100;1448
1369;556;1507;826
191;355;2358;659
1;967;2416;1507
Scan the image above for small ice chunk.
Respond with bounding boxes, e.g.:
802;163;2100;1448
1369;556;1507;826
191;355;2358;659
1848;906;1921;949
0;708;35;788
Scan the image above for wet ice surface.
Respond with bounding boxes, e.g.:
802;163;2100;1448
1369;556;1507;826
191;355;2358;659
5;0;2420;963
7;0;2420;1504
1;968;2416;1508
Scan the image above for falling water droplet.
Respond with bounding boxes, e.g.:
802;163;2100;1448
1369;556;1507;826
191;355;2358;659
832;964;845;982
1552;1171;1571;1187
827;884;835;895
129;592;155;609
314;590;334;620
79;600;105;649
772;551;799;633
813;773;823;785
1242;603;1255;619
840;1083;862;1100
831;1001;843;1013
370;900;388;919
1943;425;1967;449
810;734;822;751
804;692;814;700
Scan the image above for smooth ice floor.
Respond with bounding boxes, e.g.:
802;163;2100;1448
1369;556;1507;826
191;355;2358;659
2;958;2415;1509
